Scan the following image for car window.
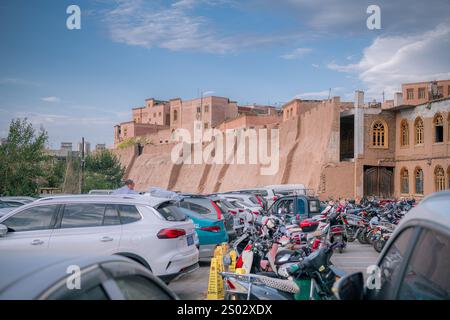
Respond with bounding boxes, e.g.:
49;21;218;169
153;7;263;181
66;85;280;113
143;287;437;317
277;199;294;215
187;202;211;215
367;227;415;300
156;204;187;221
297;199;306;216
68;285;109;300
2;205;59;232
397;228;450;300
118;204;142;224
103;204;120;226
115;276;172;300
179;201;190;210
4;201;23;207
61;203;105;229
308;200;320;214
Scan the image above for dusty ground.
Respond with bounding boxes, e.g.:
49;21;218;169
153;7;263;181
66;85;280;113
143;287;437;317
169;242;379;300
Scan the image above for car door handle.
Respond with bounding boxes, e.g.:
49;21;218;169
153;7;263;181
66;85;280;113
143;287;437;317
31;239;44;246
100;236;114;242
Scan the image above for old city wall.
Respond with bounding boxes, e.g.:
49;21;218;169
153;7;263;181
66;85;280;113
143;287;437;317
113;101;341;197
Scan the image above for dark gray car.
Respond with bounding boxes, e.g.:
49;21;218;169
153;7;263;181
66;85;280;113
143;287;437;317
0;253;178;300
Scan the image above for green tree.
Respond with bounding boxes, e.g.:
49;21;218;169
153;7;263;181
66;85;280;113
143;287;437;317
0;118;49;196
82;150;125;193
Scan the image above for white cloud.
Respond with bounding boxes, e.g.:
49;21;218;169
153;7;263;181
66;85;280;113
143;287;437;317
102;0;303;53
311;63;319;68
41;96;61;103
280;48;312;60
327;23;450;100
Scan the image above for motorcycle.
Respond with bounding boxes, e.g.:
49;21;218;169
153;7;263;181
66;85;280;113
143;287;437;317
222;242;344;300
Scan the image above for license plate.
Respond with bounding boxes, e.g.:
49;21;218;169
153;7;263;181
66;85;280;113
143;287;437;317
187;234;194;246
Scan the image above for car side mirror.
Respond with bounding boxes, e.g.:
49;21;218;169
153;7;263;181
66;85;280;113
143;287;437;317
333;272;364;300
0;224;8;237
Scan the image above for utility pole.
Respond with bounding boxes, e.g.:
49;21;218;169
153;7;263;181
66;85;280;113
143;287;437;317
79;137;85;194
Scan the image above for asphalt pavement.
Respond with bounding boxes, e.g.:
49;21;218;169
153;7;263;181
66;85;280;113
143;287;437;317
169;241;380;300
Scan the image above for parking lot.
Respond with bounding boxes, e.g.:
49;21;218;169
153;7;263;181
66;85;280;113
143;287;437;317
169;242;379;300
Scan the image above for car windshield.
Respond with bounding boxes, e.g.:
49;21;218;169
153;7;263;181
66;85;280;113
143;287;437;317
156;203;187;221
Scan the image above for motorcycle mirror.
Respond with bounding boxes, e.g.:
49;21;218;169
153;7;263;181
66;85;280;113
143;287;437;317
333;272;364;300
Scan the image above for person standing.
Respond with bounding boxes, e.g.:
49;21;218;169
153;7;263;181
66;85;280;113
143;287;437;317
112;179;138;195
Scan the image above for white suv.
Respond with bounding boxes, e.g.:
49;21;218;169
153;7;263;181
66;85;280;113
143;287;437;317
0;195;199;283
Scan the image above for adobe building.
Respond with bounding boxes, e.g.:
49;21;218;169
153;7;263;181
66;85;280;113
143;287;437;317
321;81;450;200
402;80;450;106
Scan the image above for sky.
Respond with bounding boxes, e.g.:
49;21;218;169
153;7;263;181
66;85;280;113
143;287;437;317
1;0;449;148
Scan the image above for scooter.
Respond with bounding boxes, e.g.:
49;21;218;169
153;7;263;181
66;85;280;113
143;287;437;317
222;242;344;300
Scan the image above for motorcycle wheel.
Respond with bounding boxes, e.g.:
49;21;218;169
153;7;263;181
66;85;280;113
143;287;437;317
373;240;383;253
357;230;368;244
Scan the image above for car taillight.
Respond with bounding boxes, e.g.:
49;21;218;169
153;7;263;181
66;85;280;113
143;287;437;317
211;201;222;220
296;214;300;221
200;226;221;232
273;196;278;201
157;228;186;239
255;196;263;206
252;211;259;215
230;210;237;215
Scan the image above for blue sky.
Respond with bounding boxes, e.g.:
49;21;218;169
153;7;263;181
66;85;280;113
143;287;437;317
1;0;449;147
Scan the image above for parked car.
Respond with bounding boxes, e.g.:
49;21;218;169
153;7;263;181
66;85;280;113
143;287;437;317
0;195;199;284
0;201;15;218
224;189;268;209
0;196;35;207
268;194;322;224
177;195;236;240
334;190;450;300
0;253;178;300
179;207;228;259
219;192;263;210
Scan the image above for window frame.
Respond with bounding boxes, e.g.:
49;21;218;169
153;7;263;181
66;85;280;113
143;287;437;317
433;113;444;143
414;167;424;195
414;117;424;145
434;165;445;192
400;119;409;147
400;167;409;195
370;119;388;149
406;88;414;100
1;204;61;233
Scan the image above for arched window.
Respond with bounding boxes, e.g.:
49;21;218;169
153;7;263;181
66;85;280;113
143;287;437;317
400;168;409;194
415;117;424;145
400;119;409;146
448;114;450;141
173;110;178;122
448;166;450;190
415;167;424;195
371;120;388;148
434;113;444;143
435;165;445;191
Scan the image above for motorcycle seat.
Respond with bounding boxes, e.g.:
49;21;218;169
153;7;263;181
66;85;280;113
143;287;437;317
252;274;300;294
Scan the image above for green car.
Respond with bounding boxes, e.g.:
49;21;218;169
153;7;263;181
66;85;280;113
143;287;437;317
179;207;229;259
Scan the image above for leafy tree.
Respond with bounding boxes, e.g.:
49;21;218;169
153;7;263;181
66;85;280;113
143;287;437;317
0;118;49;196
82;150;125;193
